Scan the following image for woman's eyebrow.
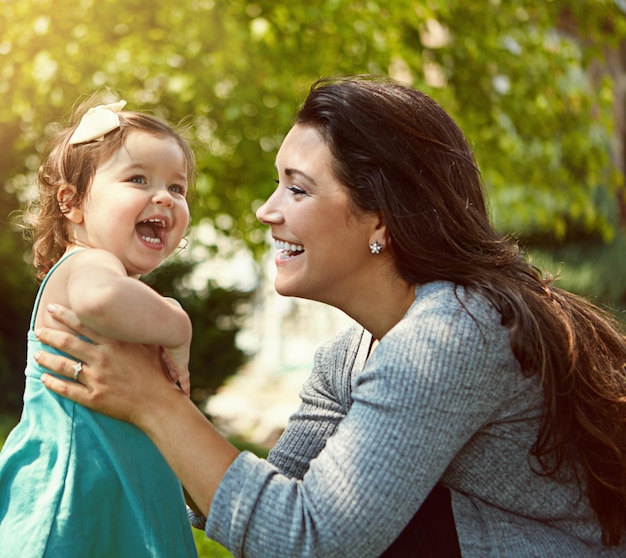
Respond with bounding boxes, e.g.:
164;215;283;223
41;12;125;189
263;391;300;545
285;167;317;185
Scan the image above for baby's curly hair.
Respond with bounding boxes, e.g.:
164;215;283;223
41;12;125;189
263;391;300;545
23;93;196;279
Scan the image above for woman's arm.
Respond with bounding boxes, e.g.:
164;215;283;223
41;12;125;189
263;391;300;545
37;288;518;557
202;288;516;557
138;382;239;516
35;304;237;516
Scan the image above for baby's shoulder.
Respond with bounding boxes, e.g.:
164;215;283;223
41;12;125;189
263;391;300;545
65;248;126;274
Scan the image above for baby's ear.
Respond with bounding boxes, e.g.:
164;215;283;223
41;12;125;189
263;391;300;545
57;184;84;224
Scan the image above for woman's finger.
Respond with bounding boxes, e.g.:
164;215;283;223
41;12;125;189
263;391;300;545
35;327;99;373
46;304;105;344
40;368;92;406
34;349;88;381
38;339;172;425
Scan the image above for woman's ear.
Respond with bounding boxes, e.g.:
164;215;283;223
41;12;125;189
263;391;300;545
368;211;388;250
57;185;84;224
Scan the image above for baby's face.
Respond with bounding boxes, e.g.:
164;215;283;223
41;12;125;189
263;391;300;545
73;130;190;276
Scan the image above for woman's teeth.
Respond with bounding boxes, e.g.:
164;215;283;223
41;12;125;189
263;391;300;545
275;240;304;255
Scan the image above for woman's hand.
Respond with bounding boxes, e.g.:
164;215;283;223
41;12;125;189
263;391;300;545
35;304;178;427
37;303;240;518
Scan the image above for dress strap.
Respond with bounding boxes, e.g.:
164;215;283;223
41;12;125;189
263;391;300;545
29;250;84;331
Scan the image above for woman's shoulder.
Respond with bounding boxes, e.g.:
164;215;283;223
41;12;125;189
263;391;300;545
311;323;370;394
314;322;367;361
387;280;511;362
409;281;500;324
372;281;525;403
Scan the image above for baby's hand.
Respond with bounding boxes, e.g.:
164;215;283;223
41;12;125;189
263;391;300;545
160;297;191;396
161;348;191;397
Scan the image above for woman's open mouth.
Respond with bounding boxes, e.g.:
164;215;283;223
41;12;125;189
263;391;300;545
275;239;304;257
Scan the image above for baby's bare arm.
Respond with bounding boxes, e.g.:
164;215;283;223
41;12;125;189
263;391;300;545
66;249;192;350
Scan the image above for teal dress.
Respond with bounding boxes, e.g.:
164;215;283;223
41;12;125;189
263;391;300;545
0;254;198;557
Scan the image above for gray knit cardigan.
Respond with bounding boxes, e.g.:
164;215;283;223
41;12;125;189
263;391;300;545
203;281;625;557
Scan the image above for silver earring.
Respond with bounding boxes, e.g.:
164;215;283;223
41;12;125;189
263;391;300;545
369;241;383;254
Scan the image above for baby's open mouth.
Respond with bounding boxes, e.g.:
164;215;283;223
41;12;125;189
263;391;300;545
136;218;166;245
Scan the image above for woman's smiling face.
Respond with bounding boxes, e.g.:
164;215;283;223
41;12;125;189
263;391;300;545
256;124;382;308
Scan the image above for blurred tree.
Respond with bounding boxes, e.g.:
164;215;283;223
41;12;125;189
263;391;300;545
0;222;37;415
2;0;623;245
1;0;625;415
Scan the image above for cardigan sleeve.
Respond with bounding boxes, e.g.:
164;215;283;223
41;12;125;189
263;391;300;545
267;325;368;479
187;325;367;531
205;284;520;557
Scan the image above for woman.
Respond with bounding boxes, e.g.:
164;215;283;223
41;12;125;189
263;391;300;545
36;76;626;557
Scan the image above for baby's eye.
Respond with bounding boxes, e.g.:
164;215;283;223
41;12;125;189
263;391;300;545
130;175;147;184
168;184;186;196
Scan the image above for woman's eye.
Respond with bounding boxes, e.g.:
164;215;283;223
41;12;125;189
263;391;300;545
130;176;147;184
287;185;307;197
275;178;308;197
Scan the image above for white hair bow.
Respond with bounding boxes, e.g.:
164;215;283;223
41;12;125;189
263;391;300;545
68;100;127;145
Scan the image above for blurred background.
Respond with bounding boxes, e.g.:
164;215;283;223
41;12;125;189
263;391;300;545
1;1;624;554
0;0;625;519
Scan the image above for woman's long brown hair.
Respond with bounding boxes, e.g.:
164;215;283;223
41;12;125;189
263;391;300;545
297;75;626;546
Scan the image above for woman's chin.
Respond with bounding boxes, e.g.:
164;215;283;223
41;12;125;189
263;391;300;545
274;279;306;300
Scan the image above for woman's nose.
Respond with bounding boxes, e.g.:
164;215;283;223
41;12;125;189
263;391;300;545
256;191;283;224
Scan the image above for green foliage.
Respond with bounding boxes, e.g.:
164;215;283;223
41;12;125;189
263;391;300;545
193;531;233;557
0;225;37;415
0;414;19;449
419;0;621;242
528;229;626;319
1;0;623;246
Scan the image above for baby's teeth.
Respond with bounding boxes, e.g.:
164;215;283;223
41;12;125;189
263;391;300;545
142;236;162;244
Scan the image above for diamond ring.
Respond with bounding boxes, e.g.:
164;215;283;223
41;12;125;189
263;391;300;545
73;361;83;382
